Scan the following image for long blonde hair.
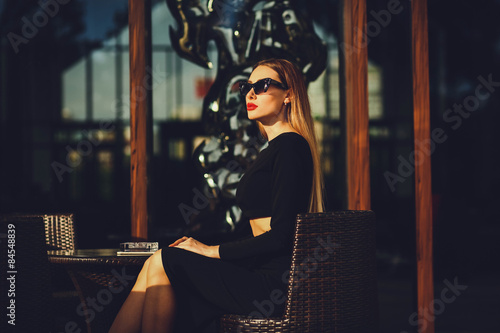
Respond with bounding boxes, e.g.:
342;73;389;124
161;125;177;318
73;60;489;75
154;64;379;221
253;59;324;213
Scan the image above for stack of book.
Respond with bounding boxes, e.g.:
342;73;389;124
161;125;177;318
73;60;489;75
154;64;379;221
117;242;159;256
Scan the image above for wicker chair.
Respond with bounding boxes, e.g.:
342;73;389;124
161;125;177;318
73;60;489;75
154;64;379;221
220;210;379;333
0;215;54;332
42;213;77;251
2;213;77;251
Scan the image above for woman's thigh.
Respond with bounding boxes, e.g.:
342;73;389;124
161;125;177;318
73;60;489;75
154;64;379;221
161;247;285;315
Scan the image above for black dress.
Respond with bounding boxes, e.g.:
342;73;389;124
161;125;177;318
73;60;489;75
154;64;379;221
161;132;313;332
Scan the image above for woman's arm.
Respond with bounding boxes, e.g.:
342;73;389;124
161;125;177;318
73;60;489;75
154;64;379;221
218;140;312;260
172;136;312;261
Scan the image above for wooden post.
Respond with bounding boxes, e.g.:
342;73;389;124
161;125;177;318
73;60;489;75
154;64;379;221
340;0;371;210
411;0;434;332
129;0;152;241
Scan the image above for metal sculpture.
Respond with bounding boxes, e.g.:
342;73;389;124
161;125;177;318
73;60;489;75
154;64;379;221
166;0;327;233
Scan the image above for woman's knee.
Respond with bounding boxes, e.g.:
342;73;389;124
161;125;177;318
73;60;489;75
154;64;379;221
148;250;163;269
147;250;169;282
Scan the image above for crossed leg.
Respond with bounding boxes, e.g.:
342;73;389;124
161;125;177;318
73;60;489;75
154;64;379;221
109;249;175;333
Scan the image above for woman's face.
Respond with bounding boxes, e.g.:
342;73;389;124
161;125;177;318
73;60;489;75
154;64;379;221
245;65;289;124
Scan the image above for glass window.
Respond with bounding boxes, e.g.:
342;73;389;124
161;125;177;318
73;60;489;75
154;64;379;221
62;59;86;121
93;49;116;120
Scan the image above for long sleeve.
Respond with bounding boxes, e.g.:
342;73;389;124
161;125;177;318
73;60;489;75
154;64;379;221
219;134;312;260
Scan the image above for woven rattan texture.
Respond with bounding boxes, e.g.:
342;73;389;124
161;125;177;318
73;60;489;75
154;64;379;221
3;213;77;251
43;214;76;251
0;215;53;332
220;211;378;333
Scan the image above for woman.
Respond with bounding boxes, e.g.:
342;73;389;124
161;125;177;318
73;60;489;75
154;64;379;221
109;58;323;333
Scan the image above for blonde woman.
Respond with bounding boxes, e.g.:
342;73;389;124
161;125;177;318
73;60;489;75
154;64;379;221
110;58;323;333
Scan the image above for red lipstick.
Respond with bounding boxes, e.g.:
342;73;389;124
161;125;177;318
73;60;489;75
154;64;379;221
247;103;257;111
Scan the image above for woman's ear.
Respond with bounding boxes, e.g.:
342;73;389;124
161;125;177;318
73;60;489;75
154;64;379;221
284;89;293;104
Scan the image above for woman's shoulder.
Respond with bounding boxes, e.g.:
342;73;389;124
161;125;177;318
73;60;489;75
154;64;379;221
268;132;309;148
268;132;312;162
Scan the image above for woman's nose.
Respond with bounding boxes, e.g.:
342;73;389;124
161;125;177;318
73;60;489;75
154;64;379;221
247;89;256;99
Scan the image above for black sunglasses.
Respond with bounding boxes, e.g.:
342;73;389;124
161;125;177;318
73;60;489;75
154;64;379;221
239;78;288;97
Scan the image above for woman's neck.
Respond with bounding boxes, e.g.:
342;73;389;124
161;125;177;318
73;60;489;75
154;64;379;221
262;121;298;141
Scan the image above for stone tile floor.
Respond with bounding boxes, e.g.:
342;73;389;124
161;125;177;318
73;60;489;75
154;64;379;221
51;267;500;332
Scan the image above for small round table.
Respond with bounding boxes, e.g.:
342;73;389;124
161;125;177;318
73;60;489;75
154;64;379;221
48;249;150;333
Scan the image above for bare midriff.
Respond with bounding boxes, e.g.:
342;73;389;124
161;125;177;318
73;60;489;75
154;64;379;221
249;216;271;236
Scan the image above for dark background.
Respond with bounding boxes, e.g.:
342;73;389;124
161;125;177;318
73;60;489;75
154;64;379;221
1;0;499;331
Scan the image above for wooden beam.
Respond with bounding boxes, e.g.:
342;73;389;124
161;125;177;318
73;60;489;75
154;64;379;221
341;0;371;210
129;0;152;241
411;0;434;332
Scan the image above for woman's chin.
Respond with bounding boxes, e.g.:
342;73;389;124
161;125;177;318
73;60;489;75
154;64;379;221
246;112;259;121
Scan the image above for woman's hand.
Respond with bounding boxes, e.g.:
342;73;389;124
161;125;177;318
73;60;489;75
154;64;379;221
169;236;220;259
